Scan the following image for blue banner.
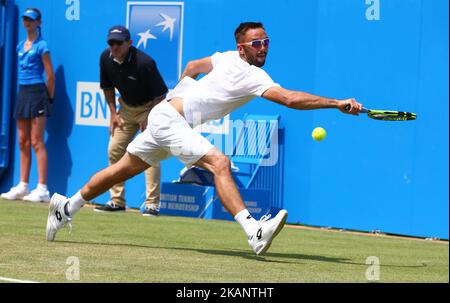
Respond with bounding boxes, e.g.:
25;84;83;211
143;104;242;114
127;2;184;88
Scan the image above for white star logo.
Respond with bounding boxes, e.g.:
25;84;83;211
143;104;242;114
155;13;176;41
136;29;157;49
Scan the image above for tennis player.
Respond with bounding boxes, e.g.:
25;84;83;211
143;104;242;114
46;22;362;255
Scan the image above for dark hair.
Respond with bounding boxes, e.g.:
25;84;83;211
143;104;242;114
234;22;265;43
27;8;42;38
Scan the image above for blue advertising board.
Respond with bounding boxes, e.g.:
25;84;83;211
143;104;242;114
157;182;213;218
127;2;184;88
212;188;272;221
157;182;272;221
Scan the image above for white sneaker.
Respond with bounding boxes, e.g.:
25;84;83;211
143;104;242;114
46;193;72;241
23;188;50;203
1;184;29;200
248;209;288;255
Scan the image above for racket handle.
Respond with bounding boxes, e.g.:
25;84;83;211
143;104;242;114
344;104;368;113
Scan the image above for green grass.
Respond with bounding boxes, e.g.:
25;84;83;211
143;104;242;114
0;199;448;283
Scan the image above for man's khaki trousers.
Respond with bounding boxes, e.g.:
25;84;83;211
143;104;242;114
108;99;160;209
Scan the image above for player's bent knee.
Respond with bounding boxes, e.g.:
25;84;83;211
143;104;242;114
195;149;231;175
211;154;231;176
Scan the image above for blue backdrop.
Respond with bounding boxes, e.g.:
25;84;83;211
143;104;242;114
0;0;448;239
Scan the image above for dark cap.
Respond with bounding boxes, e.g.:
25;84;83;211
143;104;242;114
107;25;130;42
22;8;40;20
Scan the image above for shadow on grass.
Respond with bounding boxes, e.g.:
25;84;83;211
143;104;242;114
56;239;293;263
55;240;426;268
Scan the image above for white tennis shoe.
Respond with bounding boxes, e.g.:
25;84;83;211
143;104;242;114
46;193;72;241
23;188;50;203
1;184;29;200
248;209;288;255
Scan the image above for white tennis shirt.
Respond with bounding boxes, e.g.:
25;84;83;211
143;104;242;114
167;51;280;127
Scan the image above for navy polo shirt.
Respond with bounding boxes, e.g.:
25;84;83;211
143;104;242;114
100;46;168;107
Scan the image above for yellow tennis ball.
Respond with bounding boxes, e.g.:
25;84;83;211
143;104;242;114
312;127;326;141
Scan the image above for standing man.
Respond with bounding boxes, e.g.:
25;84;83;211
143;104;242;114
46;22;362;255
94;25;168;216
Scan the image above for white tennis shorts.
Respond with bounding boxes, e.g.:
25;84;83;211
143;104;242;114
127;100;215;167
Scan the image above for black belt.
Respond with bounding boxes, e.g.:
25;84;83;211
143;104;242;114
123;94;166;107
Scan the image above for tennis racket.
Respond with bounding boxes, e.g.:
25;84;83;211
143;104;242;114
345;105;417;121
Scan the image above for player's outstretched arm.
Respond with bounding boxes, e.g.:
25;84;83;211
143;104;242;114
180;56;213;80
262;86;362;115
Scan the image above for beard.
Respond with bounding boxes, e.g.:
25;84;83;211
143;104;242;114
243;49;267;67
